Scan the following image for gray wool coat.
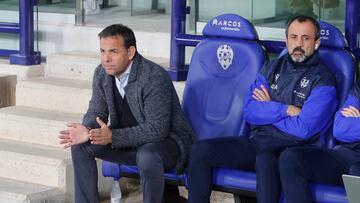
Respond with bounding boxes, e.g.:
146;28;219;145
82;53;195;173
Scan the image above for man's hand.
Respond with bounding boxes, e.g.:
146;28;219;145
58;123;90;149
287;105;301;116
89;117;112;145
253;85;271;101
341;105;360;117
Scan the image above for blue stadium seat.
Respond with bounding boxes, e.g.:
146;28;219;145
182;13;267;201
182;14;267;140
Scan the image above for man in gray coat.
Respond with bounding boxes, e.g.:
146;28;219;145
58;24;194;203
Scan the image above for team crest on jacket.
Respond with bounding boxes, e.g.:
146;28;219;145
217;44;233;70
275;73;280;81
300;77;310;88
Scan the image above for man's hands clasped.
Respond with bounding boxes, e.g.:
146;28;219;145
89;117;113;145
58;117;112;149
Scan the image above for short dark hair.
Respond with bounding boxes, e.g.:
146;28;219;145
285;15;321;40
98;24;137;49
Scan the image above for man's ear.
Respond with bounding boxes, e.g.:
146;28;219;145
127;46;136;60
315;39;321;50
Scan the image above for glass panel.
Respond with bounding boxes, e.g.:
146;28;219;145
191;0;346;41
0;0;18;12
0;0;19;51
131;0;166;15
0;0;75;15
0;1;40;53
85;0;132;24
83;0;170;29
37;0;75;14
0;32;18;51
315;0;345;32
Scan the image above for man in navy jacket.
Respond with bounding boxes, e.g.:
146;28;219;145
279;79;360;203
187;15;338;203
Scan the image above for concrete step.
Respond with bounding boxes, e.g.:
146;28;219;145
45;51;100;81
0;59;44;81
16;77;92;114
45;51;170;81
0;177;65;203
0;137;112;202
0;74;16;108
0;138;71;188
0;106;82;148
16;76;185;113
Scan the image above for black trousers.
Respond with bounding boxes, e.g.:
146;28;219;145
279;145;360;203
71;137;180;203
187;136;300;203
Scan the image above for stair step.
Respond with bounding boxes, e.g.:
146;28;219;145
16;77;92;114
0;106;82;147
0;59;44;81
0;74;16;108
45;51;99;81
0;138;71;188
45;51;170;81
0;177;65;203
16;77;185;113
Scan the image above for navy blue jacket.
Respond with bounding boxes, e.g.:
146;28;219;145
334;79;360;150
244;52;337;143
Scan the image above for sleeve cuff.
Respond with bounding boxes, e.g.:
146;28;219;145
281;104;288;118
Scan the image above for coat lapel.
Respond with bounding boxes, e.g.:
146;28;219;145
103;73;119;128
125;54;145;123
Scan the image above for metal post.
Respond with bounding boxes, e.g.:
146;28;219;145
168;0;187;81
10;0;41;65
345;0;359;50
75;0;85;26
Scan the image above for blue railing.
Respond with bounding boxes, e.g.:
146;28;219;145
0;0;41;65
169;0;360;81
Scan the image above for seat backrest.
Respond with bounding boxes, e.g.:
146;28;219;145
317;21;354;105
182;14;268;141
318;21;355;147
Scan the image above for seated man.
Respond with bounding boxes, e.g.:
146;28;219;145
279;79;360;203
187;15;338;203
58;24;194;203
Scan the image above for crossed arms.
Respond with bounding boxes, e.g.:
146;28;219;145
244;73;337;140
334;94;360;142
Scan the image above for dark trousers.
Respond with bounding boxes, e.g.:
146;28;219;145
187;136;297;203
279;145;360;203
71;137;180;203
